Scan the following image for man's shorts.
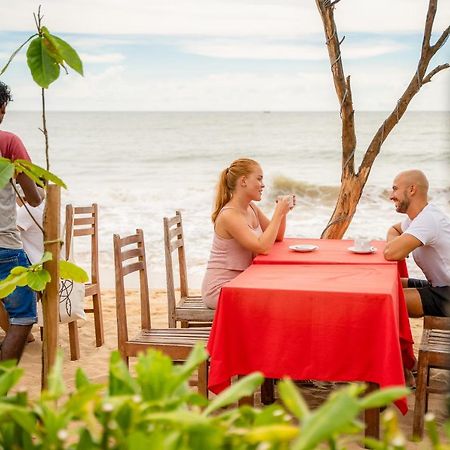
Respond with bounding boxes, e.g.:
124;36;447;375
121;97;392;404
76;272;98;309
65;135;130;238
408;278;450;317
0;247;37;325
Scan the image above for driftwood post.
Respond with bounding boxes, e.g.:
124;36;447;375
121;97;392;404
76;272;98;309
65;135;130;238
315;0;449;239
41;184;60;388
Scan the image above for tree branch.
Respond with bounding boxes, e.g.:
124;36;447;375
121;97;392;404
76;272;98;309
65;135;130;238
430;25;450;56
423;63;450;84
421;0;437;53
315;0;356;175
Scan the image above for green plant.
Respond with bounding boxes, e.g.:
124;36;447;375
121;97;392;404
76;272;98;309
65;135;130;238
0;343;441;450
0;7;86;300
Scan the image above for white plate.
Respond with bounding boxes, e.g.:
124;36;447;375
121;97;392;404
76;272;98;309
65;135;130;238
289;244;319;253
348;246;377;254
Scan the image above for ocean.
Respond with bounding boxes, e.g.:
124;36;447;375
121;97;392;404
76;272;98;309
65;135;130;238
3;111;449;288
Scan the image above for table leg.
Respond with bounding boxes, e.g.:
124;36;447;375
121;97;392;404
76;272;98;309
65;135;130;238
261;378;275;404
364;382;380;440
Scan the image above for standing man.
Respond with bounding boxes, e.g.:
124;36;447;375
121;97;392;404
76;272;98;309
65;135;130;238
384;169;450;317
0;81;42;362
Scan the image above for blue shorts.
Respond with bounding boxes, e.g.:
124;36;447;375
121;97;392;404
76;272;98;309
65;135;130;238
0;247;37;326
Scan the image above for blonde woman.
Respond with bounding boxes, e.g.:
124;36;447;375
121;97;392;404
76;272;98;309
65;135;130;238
202;158;294;309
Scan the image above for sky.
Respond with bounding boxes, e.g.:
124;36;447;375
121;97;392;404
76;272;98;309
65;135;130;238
0;0;449;111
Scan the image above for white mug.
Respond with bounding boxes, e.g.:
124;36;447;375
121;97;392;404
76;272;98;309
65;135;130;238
277;194;295;208
354;236;371;252
286;194;295;208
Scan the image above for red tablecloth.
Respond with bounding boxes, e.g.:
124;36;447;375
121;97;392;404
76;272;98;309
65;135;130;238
207;263;414;414
253;238;409;277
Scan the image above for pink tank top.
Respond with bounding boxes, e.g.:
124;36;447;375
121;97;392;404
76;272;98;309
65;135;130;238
206;205;263;271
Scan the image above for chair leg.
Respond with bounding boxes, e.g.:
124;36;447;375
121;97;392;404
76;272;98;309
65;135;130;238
413;353;428;439
92;292;104;347
197;361;208;398
68;321;81;361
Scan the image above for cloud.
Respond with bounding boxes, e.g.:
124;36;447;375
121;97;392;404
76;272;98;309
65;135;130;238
79;53;125;64
12;64;446;112
2;0;447;37
182;39;407;61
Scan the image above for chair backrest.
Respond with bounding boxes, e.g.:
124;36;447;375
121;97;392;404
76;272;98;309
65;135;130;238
423;316;450;331
163;210;189;301
65;204;99;285
113;229;151;348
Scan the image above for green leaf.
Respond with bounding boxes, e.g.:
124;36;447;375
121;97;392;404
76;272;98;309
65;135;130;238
0;404;36;434
75;368;91;389
43;351;65;400
0;158;14;189
173;342;208;385
10;266;28;275
14;159;67;189
27;269;51;291
293;389;360;450
26;36;60;88
35;251;53;265
108;351;140;396
0;365;24;396
278;378;310;420
59;260;88;283
203;372;264;416
359;387;409;410
0;271;28;298
40;27;64;64
51;34;84;76
245;424;299;443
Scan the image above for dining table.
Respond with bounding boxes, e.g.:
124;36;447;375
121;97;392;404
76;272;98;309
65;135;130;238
253;238;408;277
207;238;415;439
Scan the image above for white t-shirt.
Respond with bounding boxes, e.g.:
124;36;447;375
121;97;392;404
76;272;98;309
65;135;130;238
16;202;44;264
401;203;450;287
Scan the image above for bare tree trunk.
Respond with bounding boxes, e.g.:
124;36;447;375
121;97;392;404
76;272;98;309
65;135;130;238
315;0;449;239
41;184;60;389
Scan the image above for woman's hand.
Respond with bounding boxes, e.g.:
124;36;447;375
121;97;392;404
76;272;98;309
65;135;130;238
275;195;294;215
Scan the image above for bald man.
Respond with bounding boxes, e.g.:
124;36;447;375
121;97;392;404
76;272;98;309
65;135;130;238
384;170;450;317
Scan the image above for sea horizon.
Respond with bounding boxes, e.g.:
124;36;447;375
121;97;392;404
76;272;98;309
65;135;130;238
3;110;449;288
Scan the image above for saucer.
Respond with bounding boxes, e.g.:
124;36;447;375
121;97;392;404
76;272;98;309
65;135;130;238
348;246;377;254
289;244;319;253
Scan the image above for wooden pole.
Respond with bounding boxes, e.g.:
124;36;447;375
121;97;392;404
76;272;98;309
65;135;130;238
41;183;60;389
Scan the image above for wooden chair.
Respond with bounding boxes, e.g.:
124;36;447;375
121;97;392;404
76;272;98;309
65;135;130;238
163;210;215;328
113;229;209;396
413;316;450;438
66;204;104;360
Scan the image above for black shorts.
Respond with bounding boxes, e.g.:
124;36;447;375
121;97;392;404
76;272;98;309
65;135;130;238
407;278;450;317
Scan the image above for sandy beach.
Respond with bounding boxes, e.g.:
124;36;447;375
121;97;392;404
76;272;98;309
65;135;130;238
7;288;449;448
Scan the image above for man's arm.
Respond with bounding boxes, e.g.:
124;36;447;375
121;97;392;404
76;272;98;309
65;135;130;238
384;233;422;261
16;173;42;207
386;222;402;242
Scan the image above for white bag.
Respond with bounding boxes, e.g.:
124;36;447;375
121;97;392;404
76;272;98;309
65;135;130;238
37;220;86;326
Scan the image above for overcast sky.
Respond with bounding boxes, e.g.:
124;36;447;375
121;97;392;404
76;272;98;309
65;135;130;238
1;0;449;111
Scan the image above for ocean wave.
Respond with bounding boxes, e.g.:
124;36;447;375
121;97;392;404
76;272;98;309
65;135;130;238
271;176;450;206
271;176;340;205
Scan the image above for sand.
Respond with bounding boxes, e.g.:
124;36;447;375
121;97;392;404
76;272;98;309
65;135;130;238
8;289;449;447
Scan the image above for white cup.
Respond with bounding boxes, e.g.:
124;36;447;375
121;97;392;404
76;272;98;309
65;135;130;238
354;236;371;252
277;194;295;208
286;194;295;208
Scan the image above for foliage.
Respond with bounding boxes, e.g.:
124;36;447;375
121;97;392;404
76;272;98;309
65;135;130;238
0;343;443;449
0;157;66;191
0;252;88;299
0;19;83;87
